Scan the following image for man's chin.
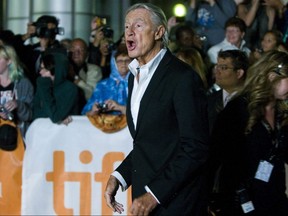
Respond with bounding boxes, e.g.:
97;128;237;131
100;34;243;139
128;51;138;59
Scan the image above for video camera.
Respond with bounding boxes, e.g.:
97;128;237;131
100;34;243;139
32;15;64;38
32;22;64;38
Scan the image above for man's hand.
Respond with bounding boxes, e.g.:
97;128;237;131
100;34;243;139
129;192;158;216
104;175;124;214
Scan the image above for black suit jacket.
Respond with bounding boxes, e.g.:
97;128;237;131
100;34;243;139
208;95;288;215
116;50;209;215
207;89;224;134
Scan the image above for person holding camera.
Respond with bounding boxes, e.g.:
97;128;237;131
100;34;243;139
82;44;131;116
88;17;115;79
13;15;64;88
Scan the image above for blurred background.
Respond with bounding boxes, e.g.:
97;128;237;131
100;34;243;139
0;0;185;43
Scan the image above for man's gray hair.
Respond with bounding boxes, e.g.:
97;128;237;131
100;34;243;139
126;3;169;48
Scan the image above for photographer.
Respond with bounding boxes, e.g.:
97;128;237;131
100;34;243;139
13;15;64;87
88;16;115;79
82;44;131;116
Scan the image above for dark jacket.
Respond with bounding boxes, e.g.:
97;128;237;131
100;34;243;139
207;89;223;134
116;50;209;215
209;95;288;216
14;77;34;136
33;53;78;123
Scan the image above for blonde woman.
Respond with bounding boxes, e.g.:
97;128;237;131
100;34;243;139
0;45;34;137
208;50;288;215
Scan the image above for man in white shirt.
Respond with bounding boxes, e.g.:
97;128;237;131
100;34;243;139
104;3;209;216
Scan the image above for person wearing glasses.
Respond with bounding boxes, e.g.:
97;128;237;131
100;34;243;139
207;49;249;133
207;16;251;64
68;38;102;112
208;50;288;216
81;44;131;115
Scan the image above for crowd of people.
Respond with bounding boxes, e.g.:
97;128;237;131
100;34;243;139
1;0;288;215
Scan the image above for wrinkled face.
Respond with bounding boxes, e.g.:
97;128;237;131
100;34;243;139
274;77;288;100
225;26;244;46
261;33;277;52
215;57;241;91
116;54;131;77
70;40;87;66
125;8;162;65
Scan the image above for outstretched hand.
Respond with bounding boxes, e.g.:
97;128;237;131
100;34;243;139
104;175;124;214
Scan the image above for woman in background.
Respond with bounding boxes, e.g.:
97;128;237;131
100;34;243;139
208;50;288;215
249;29;284;64
82;44;131;116
33;52;78;125
0;45;34;137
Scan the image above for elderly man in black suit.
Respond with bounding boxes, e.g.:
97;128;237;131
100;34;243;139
104;3;209;215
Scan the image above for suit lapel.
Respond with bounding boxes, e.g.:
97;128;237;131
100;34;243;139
127;73;136;137
135;50;173;132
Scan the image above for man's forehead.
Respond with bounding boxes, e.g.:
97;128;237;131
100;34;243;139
126;9;150;19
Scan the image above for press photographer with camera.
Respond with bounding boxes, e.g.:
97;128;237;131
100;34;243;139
88;16;115;79
13;15;64;87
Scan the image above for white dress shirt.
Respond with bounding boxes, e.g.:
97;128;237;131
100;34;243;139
112;48;167;203
223;89;237;107
129;48;167;129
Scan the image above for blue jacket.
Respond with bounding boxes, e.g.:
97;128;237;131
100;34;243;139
81;57;130;115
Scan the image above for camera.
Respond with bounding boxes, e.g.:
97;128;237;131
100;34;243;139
101;26;114;38
97;103;108;113
32;22;64;38
107;41;116;53
0;106;14;121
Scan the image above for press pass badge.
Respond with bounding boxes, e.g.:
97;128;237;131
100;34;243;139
236;188;255;213
255;160;274;182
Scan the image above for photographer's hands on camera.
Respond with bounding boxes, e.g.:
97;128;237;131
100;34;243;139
87;99;126;116
91;26;105;47
21;22;36;41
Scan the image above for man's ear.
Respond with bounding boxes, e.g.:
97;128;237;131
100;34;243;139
155;25;165;40
236;69;244;79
